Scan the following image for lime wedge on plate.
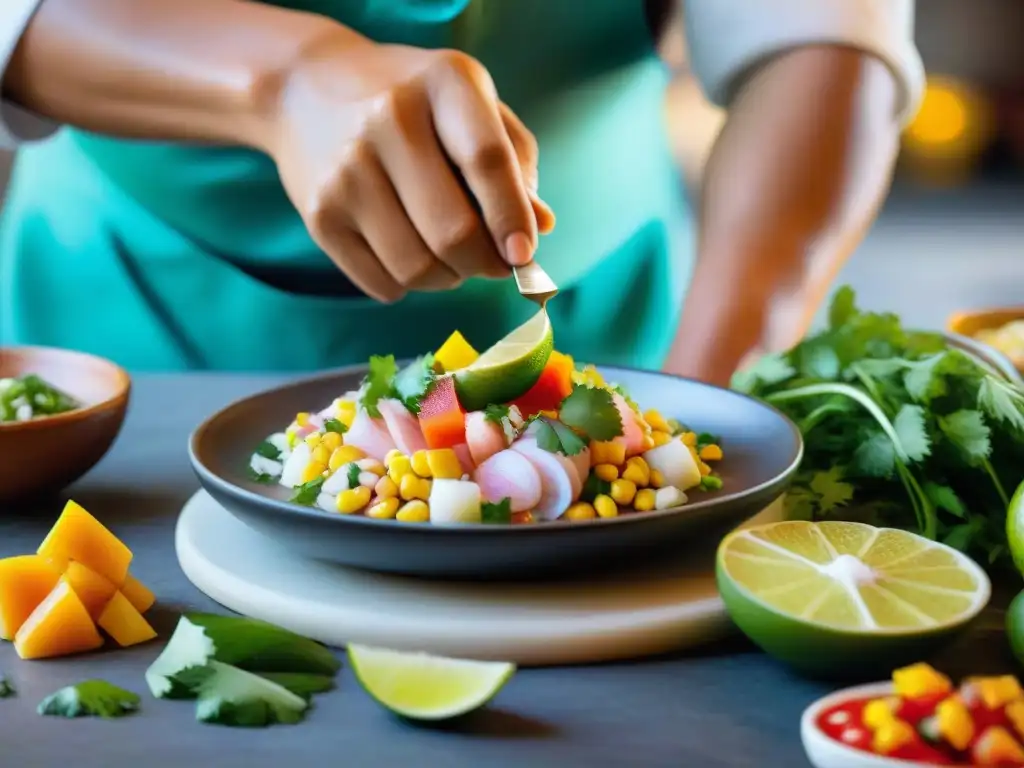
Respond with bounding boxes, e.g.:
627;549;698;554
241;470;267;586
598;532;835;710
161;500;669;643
717;520;990;679
1006;480;1024;577
453;310;553;411
348;645;516;721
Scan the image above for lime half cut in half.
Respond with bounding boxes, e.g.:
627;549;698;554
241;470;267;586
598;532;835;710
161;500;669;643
348;644;516;721
717;520;991;679
453;310;553;411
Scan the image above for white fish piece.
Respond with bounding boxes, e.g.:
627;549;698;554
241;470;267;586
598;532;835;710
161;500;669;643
429;479;482;524
643;439;702;491
473;449;543;512
279;442;312;488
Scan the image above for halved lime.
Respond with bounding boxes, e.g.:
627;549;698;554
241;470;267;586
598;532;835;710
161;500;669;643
1006;480;1024;577
347;644;516;721
453;310;553;411
717;520;991;679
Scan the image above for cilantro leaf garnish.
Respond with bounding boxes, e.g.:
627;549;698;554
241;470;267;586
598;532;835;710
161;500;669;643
481;498;512;524
358;355;398;418
483;404;510;425
246;467;276;484
393;354;438;414
558;385;622;441
0;675;14;698
346;462;361;489
254;440;282;460
38;681;140;719
324;418;347;434
290;477;324;506
531;417;587;456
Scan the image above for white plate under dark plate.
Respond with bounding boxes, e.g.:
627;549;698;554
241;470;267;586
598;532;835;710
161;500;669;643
188;365;803;579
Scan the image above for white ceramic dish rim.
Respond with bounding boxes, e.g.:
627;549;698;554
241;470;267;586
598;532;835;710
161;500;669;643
801;680;968;768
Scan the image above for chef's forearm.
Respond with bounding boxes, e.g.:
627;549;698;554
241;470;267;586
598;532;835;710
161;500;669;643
665;45;901;385
3;0;356;150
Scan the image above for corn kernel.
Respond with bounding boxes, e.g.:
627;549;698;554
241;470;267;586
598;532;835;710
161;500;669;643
872;719;916;755
590;441;626;466
320;431;343;452
634;488;656;512
296;412;310;427
300;461;327;484
410;450;431;477
400;473;431;501
426;449;462;479
643;409;670;433
374;476;398;498
335;400;357;427
973;726;1024;764
563;502;596;521
650;469;666;488
651;430;671;447
862;698;898;730
336;486;371;514
594;494;618;519
1006;701;1024;738
366;497;401;520
329;445;366;472
622;457;650;487
893;663;953;699
610;479;637;506
681;431;697;447
388;455;413;484
936;696;974;751
311;444;331;466
640;434;655;451
594;464;619;482
357;459;386;477
699;443;723;461
384;449;405;468
304;432;322;448
396;500;430;523
970;676;1024;710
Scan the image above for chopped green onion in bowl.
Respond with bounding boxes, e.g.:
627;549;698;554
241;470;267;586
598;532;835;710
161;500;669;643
0;374;80;423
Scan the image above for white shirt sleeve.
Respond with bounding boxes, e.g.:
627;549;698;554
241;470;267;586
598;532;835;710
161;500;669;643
0;0;59;150
683;0;925;126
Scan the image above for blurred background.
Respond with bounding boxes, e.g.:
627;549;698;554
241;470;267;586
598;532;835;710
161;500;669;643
1;0;1021;330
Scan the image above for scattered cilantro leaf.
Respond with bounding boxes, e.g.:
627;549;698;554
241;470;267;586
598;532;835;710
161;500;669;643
358;355;398;418
0;675;13;698
696;432;720;448
530;417;587;456
483;404;510;425
581;472;611;502
324;419;347;435
247;466;276;484
38;681;140;719
558;385;622;441
256;673;335;701
346;462;361;489
254;440;282;460
290;477;324;506
808;467;854;513
939;410;991;465
195;661;308;727
481;498;512;525
892;404;931;463
393;354;437;414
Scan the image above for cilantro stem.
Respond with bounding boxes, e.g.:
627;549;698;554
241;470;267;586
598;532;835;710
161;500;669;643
981;456;1011;509
766;383;910;462
798;402;849;434
895;462;936;539
850;364;890;415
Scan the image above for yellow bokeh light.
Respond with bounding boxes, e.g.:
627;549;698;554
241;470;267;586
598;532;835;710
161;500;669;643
907;84;968;145
902;76;994;163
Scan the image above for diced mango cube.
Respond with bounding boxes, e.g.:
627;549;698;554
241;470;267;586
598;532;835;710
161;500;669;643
893;662;953;699
863;697;898;729
97;590;157;648
120;572;156;614
872;718;917;755
63;561;118;619
0;555;62;640
973;726;1024;766
14;578;103;660
965;675;1024;710
936;696;975;751
1007;701;1024;739
425;449;462;480
434;331;478;372
37;500;132;585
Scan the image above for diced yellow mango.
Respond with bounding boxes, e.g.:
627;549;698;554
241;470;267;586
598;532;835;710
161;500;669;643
0;555;62;640
872;718;916;755
97;590;157;648
120;572;156;614
966;675;1024;710
863;697;898;730
1006;701;1024;739
893;662;953;699
973;726;1024;765
37;500;132;586
936;696;974;751
434;331;478;372
14;578;103;660
63;560;118;620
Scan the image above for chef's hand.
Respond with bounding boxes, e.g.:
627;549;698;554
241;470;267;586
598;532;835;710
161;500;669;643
269;31;555;302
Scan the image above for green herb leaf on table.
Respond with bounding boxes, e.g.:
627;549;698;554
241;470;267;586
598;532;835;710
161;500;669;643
358;355;398;418
393;354;437;414
290;477;324;506
0;675;14;698
531;417;587;456
558;385;622;441
346;462;361;489
324;418;347;435
481;498;512;525
257;673;335;701
38;681;140;719
195;661;308;727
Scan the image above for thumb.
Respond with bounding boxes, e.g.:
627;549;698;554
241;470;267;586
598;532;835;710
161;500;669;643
499;102;556;235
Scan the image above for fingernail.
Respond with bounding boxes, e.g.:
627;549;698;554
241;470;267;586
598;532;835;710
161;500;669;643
504;231;533;266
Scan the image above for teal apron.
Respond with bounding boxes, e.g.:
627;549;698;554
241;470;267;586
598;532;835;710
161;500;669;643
0;0;693;371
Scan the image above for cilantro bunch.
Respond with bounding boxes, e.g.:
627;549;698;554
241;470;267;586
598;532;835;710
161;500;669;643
734;286;1024;571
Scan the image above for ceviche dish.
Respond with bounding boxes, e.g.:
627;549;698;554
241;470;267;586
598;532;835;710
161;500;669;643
248;311;725;525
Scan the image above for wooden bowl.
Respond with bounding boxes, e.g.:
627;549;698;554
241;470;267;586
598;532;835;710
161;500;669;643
947;307;1024;374
0;347;130;503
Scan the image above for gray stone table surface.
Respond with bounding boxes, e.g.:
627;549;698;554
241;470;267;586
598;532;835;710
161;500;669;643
0;374;1016;768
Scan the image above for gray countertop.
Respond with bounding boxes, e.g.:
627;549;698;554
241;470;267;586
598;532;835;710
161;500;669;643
0;374;1016;768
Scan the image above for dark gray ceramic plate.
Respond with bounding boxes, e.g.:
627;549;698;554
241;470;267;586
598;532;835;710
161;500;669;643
189;365;803;579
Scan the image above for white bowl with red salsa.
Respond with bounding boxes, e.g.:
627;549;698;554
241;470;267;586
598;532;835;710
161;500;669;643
801;664;1024;767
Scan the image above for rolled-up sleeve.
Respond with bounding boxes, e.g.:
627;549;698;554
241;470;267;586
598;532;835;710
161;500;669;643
684;0;925;126
1;0;59;149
